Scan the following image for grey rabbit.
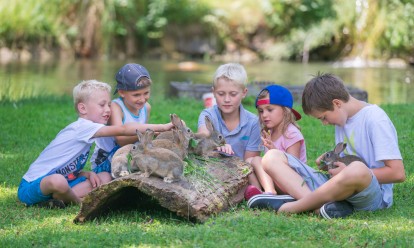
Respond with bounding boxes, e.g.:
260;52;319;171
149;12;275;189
155;113;194;142
131;129;184;183
319;142;366;171
110;143;135;179
152;129;189;159
190;115;226;157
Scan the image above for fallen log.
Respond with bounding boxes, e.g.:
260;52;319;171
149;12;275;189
74;154;251;223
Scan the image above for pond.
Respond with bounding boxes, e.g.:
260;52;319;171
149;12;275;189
1;59;413;104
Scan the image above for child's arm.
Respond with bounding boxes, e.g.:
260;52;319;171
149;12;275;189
371;160;405;184
110;102;171;146
93;122;173;139
285;142;301;160
79;171;101;188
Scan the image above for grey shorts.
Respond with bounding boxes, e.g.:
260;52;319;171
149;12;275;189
285;153;385;211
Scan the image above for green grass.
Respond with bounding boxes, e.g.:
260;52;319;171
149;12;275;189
1;97;413;247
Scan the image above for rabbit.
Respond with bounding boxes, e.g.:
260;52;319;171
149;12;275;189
110;144;135;178
131;129;184;183
190;115;226;157
155;113;194;142
152;129;189;159
319;142;366;171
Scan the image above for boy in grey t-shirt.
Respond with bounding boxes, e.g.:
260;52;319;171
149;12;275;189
247;73;405;219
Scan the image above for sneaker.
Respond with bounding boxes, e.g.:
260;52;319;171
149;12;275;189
319;201;354;219
244;185;262;201
247;194;295;211
34;199;66;209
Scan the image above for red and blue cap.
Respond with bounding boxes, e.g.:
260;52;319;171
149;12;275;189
255;84;301;121
114;63;151;94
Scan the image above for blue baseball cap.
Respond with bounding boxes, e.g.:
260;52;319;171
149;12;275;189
114;63;151;94
255;84;301;121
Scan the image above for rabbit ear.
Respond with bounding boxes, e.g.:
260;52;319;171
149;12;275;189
334;142;347;154
171;113;183;129
136;130;143;142
204;116;214;133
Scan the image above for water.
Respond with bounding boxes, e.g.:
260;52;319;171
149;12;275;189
1;59;413;104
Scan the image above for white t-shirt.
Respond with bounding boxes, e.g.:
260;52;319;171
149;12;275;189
90;98;148;169
23;118;104;182
335;104;402;207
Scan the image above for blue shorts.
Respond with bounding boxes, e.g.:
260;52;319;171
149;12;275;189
285;153;384;211
17;175;87;206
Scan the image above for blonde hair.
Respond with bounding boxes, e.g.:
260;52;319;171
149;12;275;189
73;80;111;112
212;63;247;89
257;90;300;138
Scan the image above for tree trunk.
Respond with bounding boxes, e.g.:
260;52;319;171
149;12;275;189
74;155;251;223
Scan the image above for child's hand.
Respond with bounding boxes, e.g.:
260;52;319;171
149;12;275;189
315;152;327;167
327;161;346;177
164;122;174;131
260;129;275;150
216;144;234;155
87;171;101;188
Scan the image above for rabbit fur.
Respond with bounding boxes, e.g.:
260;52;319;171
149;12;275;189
152;129;188;159
155;113;194;142
190;115;226;157
110;143;135;179
131;129;184;183
319;142;366;171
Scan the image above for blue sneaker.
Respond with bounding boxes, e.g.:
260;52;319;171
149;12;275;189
320;201;354;219
247;194;295;211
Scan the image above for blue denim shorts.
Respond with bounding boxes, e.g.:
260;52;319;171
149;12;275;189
17;175;87;206
285;153;384;211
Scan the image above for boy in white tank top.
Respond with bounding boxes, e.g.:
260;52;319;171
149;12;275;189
91;63;173;174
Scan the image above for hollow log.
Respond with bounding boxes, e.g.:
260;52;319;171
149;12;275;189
74;155;251;223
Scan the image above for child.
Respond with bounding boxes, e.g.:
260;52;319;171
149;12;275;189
196;63;261;160
91;63;169;173
17;80;173;209
244;85;306;200
247;73;405;219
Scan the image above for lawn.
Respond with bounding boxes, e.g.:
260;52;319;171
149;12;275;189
0;96;413;247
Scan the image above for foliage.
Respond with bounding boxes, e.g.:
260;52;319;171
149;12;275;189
1;97;414;247
0;0;413;61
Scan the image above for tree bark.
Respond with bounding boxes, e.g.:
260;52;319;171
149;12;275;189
74;155;251;223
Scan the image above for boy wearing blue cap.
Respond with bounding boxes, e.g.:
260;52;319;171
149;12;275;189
244;85;307;200
90;63;173;174
247;73;405;219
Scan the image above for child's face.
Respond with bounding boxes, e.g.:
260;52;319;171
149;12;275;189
118;87;151;113
257;103;285;130
310;101;347;126
213;78;247;115
81;90;111;124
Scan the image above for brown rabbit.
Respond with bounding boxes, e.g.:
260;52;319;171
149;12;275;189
190;115;226;157
152;129;188;159
110;144;134;179
155;113;194;142
319;142;366;171
131;129;184;183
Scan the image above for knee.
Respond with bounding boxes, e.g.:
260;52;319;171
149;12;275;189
262;149;285;171
339;162;371;186
42;174;70;193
